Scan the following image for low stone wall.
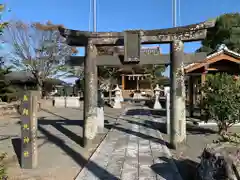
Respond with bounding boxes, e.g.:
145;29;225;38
0;102;19;117
66;97;80;108
53;97;80;108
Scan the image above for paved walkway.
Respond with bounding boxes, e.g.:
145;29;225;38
76;107;182;180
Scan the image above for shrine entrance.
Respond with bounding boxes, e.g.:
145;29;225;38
59;19;215;149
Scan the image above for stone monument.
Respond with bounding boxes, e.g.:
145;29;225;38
20;91;38;169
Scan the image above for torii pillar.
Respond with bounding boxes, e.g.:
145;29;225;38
170;40;186;149
83;41;98;146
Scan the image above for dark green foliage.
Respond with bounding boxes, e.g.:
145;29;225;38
198;13;240;53
202;73;240;134
98;67;120;100
156;76;170;86
75;78;84;90
42;78;66;97
0;152;7;179
142;64;166;89
0;60;18;102
98;66;120;83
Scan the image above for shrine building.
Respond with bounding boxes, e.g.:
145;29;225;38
184;44;240;117
117;46;162;98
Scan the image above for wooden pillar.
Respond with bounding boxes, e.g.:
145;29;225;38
193;77;196;111
121;74;125;90
200;70;207;120
201;72;206;84
188;76;194;117
83;41;98;147
21;91;38;169
170;40;186;149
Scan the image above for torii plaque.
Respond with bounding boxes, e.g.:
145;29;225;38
59;19;215;149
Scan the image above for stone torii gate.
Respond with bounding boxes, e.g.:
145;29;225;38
59;19;215;149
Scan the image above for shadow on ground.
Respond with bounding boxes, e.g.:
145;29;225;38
117;108;217;136
151;156;199;180
39;117;84;147
11;108;121;179
11;138;21;166
11;107;210;179
37;124;121;179
104;119;172;149
125;108;166;117
13;121;121;179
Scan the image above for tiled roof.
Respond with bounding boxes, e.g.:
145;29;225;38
184;44;240;70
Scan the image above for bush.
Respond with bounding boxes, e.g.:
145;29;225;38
202;73;240;135
0;152;7;179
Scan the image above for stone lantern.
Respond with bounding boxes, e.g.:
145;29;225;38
153;84;162;109
111;85;122;109
164;86;170;134
117;84;124;102
97;89;104;132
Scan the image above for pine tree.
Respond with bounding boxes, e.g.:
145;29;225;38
198;13;240;53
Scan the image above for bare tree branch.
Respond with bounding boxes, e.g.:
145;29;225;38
1;20;76;91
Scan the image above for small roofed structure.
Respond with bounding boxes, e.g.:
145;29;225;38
185;44;240;118
113;46;161;98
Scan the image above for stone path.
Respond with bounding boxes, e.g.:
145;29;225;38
76;107;182;180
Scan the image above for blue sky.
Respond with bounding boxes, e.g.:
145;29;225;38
2;0;240;83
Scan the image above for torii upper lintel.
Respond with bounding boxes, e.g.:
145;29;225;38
58;19;216;46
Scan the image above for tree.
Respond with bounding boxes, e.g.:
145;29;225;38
197;13;240;53
142;64;166;89
202;73;240;135
1;20;77;97
66;66;84;96
0;59;17;102
98;66;120;100
67;66;84;80
0;4;8;35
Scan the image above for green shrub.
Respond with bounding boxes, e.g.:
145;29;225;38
202;73;240;135
0;152;7;179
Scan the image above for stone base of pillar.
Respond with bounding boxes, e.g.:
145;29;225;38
81;137;92;147
85;115;98;140
97;107;104;133
178;114;186;143
176;96;186;143
176;132;186;143
166;92;170;135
